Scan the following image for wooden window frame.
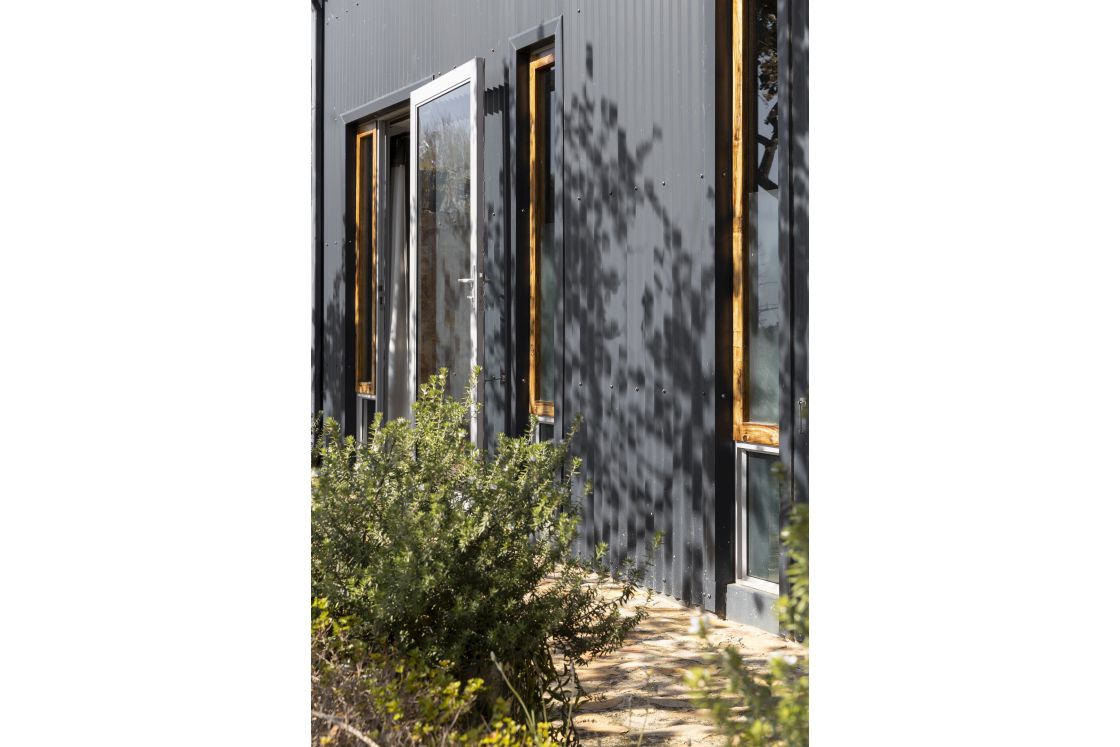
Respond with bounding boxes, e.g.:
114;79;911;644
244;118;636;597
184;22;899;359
528;50;556;419
354;122;378;397
731;0;778;448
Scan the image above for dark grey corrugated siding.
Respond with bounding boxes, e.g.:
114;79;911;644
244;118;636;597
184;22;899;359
320;0;721;610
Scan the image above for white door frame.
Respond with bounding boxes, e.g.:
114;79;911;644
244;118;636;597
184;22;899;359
408;57;485;445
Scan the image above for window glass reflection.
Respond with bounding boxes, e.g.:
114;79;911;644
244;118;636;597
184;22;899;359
357;134;376;392
417;84;472;399
747;0;780;424
536;64;556;405
745;452;781;583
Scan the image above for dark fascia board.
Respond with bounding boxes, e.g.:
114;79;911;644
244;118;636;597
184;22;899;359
341;77;429;125
711;0;735;618
508;15;562;54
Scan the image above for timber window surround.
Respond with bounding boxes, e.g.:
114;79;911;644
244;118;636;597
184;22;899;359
354;122;378;398
731;0;780;448
731;0;783;587
527;48;557;419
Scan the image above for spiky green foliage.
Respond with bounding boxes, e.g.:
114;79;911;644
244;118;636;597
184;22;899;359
684;502;809;747
775;502;808;644
312;599;559;747
312;370;653;742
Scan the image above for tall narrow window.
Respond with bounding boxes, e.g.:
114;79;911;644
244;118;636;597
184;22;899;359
733;0;783;586
732;0;780;447
354;124;377;398
528;49;556;418
382;124;411;422
416;83;472;399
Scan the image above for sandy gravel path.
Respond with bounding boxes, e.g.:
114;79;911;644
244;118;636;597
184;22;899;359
571;583;804;746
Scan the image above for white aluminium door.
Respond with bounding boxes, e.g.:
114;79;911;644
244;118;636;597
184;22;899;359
409;58;485;444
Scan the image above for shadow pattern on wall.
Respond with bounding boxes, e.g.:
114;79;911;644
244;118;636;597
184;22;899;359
560;41;716;608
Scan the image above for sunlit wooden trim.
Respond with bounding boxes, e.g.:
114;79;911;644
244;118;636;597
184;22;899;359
529;400;555;418
731;0;748;431
733;421;779;447
731;3;779;450
527;51;555;413
731;0;774;448
354;128;378;395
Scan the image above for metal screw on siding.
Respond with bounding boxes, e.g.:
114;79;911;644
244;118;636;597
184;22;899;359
661;180;666;186
609;384;614;389
635;387;639;392
700;173;704;179
661;388;667;394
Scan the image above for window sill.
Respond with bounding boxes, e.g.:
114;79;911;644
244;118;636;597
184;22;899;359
733;421;778;447
735;576;779;596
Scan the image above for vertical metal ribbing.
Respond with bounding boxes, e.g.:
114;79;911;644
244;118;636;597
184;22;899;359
313;1;326;426
321;0;728;612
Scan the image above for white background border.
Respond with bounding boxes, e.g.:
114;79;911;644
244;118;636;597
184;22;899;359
2;2;1119;744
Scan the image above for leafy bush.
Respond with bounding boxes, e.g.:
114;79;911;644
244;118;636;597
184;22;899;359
312;599;557;746
684;501;809;747
311;370;653;741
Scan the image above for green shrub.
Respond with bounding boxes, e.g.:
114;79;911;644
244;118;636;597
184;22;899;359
311;370;653;741
684;501;809;747
312;599;558;746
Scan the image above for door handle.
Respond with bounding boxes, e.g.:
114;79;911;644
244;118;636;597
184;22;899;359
459;275;483;302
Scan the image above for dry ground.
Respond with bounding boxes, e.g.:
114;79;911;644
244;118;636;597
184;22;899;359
570;581;804;746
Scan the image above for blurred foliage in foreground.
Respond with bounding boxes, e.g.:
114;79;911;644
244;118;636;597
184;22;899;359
312;371;656;745
685;500;808;746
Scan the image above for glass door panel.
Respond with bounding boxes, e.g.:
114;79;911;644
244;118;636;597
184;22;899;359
409;59;485;443
417;83;472;399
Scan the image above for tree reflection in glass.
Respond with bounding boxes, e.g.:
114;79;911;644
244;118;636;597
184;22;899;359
747;0;780;424
417;83;472;399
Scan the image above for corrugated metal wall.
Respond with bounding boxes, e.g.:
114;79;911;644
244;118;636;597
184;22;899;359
319;0;722;610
